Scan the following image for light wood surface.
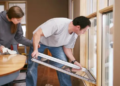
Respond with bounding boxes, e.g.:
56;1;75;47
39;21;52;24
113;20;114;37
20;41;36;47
0;54;26;76
99;5;113;13
87;12;97;19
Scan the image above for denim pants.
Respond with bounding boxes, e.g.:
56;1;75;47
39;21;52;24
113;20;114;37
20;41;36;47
26;44;72;86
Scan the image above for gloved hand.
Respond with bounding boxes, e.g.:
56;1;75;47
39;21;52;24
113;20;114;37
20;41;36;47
0;46;17;55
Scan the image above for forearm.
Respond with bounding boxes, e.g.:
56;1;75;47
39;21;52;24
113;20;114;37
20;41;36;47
63;46;75;61
63;46;82;70
33;33;40;51
33;28;44;51
16;37;32;46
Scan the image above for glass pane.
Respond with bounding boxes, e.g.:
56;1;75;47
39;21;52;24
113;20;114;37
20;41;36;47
32;56;96;84
19;25;26;46
9;3;26;24
0;5;4;12
92;0;97;13
108;0;114;6
99;0;107;9
86;0;97;15
102;12;113;86
88;17;97;78
22;25;26;37
86;0;93;15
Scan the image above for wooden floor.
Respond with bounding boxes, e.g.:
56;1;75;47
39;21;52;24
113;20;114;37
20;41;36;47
14;64;83;86
37;65;59;86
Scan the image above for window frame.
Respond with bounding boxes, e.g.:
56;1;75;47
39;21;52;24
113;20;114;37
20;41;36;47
80;0;114;86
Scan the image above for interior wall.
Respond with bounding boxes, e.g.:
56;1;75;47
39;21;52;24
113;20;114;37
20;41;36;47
113;0;120;86
27;0;68;39
73;0;80;18
73;0;80;62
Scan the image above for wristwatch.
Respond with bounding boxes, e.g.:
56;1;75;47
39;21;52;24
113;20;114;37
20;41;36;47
71;60;76;64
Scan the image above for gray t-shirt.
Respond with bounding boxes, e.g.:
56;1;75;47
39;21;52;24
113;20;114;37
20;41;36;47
33;18;78;48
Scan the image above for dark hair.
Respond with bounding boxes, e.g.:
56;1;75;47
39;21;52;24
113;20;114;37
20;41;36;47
73;16;91;30
7;6;24;19
6;6;24;34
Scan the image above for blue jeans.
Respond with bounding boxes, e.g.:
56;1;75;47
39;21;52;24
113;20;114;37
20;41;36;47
26;44;72;86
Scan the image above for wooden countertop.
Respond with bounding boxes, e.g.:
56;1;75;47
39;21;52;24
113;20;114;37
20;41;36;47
0;54;26;76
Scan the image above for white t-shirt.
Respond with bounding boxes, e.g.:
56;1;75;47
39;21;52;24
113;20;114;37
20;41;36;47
33;18;78;48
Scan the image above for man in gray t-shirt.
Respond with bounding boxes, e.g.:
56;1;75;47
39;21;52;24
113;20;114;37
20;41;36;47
26;16;91;86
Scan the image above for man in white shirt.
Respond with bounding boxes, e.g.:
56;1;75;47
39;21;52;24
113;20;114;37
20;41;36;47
26;16;91;86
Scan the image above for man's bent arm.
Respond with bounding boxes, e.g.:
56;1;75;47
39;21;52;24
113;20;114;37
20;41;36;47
63;46;82;69
33;28;44;51
63;46;75;61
